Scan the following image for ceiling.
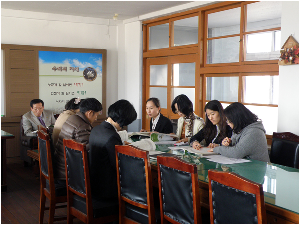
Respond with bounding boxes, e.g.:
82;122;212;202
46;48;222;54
1;1;192;21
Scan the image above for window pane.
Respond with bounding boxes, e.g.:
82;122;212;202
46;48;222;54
244;76;279;105
245;105;278;135
172;88;195;110
207;36;240;64
149;23;169;50
206;77;239;102
150;87;167;108
275;31;281;51
173;63;195;86
246;32;281;61
174;16;198;46
150;64;167;86
208;7;240;38
247;1;282;32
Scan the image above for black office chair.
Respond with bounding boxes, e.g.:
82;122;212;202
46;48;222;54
63;139;118;223
208;170;267;224
20;117;38;166
115;145;159;223
270;132;299;169
157;155;201;224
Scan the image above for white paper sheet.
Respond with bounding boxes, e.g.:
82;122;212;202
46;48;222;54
204;155;251;164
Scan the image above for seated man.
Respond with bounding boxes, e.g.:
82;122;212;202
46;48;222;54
89;99;137;201
22;99;56;136
54;98;102;182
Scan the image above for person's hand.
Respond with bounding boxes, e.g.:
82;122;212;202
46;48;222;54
140;129;147;132
176;138;188;143
208;148;214;152
192;141;202;150
207;143;219;148
222;137;231;146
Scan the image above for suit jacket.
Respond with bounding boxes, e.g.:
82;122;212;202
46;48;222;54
150;114;173;134
89;121;122;201
22;110;56;136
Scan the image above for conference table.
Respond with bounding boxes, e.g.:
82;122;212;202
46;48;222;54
150;143;299;224
1;130;15;192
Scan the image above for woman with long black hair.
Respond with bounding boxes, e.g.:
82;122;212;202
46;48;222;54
190;100;232;149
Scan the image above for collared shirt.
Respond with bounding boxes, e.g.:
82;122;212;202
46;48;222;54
105;120;118;132
211;124;220;143
152;113;161;131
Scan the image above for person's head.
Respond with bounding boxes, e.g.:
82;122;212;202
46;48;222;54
146;97;161;119
171;94;193;118
30;99;44;117
65;97;82;112
108;99;137;130
224;102;258;133
79;98;103;124
204;100;225;126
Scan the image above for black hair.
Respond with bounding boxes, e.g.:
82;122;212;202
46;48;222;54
171;94;193;116
146;98;160;108
30;99;44;108
79;98;102;114
202;100;227;143
65;98;83;110
224;102;258;133
108;99;137;128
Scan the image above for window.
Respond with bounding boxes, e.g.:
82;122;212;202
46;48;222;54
143;2;280;134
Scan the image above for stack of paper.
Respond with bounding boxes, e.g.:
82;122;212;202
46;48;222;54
204;155;251;164
168;146;218;157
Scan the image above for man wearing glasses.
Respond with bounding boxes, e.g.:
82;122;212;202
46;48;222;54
22;99;56;136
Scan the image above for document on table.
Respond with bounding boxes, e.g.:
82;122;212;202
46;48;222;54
168;146;218;156
204;155;251;164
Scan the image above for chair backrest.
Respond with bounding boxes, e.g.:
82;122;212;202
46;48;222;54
156;155;201;224
38;130;55;187
208;170;266;224
115;145;155;223
270;132;299;168
63;139;93;222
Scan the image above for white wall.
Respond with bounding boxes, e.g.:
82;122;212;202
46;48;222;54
1;8;120;109
278;1;299;135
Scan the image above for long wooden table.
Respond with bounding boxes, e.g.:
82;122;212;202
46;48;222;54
150;144;299;224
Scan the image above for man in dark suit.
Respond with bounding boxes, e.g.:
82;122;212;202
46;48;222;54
89;99;137;201
22;99;56;136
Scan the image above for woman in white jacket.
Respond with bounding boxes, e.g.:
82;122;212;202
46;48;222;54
171;94;204;143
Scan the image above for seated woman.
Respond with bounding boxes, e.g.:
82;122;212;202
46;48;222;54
171;94;204;143
89;99;137;201
210;102;270;162
54;98;102;181
140;97;173;134
52;97;82;145
190;100;232;149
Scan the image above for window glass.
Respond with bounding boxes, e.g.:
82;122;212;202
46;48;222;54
149;87;167;108
246;31;281;61
247;1;282;32
245;105;278;135
149;23;169;50
244;76;279;105
150;64;167;86
206;77;239;102
172;63;195;86
207;36;240;64
174;16;198;46
208;7;240;38
172;88;195;110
